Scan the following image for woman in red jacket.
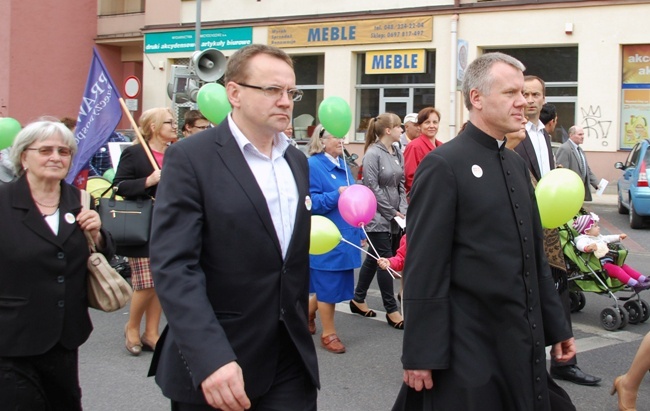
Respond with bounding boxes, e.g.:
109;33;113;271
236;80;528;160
403;107;443;194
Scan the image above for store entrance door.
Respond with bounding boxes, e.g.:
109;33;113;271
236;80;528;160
380;90;412;121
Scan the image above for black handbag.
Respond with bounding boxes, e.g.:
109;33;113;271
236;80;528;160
98;185;153;246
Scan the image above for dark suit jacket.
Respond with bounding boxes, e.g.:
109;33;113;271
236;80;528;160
113;143;159;257
514;129;555;182
555;140;598;201
149;122;319;404
0;175;114;356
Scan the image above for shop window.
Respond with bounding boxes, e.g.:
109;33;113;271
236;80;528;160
485;47;578;143
292;55;325;140
355;51;436;142
98;0;144;16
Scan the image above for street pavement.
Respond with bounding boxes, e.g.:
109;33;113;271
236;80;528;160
79;194;650;410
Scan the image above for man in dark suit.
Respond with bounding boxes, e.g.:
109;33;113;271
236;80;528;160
149;44;319;411
555;125;600;202
514;75;555;182
516;77;601;386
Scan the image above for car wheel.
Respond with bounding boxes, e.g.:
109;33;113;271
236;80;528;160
618;193;629;215
629;198;644;229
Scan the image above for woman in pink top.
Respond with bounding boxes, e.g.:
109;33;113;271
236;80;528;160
403;107;443;194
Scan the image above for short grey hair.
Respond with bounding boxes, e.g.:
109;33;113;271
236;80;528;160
11;120;77;176
462;52;526;111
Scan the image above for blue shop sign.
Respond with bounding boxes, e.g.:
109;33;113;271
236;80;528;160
145;27;253;54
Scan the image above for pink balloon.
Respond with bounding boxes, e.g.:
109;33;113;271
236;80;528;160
338;185;377;227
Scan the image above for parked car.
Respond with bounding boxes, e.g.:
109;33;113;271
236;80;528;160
615;139;650;228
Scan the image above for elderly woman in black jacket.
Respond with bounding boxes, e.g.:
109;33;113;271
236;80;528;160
0;119;114;410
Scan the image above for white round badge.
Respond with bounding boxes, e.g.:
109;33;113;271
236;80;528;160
471;164;483;178
65;213;76;224
305;196;312;211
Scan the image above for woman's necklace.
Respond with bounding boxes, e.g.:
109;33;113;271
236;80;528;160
34;198;60;208
41;207;59;217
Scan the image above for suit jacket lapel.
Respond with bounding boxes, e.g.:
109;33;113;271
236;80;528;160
213;128;282;255
283;147;309;260
56;185;82;246
522;132;542;181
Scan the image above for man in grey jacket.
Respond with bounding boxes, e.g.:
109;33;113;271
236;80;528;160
555;125;599;202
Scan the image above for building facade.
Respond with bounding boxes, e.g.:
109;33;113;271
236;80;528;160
3;0;650;186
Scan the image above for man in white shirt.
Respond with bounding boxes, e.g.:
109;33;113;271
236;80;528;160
514;75;555;181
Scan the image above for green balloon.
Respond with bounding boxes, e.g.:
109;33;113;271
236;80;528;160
318;96;351;138
310;216;342;255
0;117;22;150
536;168;585;228
103;168;116;183
197;83;231;125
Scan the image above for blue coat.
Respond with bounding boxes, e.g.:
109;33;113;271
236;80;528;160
308;153;364;271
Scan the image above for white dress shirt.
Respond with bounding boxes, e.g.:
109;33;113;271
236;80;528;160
228;116;299;259
526;120;551;177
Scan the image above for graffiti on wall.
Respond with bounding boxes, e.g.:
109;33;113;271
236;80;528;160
580;105;612;147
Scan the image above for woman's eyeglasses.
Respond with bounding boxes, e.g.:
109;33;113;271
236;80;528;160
25;146;72;157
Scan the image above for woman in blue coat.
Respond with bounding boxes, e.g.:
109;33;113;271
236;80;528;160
308;125;365;354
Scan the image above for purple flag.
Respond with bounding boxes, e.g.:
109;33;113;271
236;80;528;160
66;48;122;184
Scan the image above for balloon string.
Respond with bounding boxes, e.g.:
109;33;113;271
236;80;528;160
340;238;402;279
339;139;351;186
340;237;375;258
362;225;380;258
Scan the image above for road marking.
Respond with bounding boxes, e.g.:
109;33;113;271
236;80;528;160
335;297;645;354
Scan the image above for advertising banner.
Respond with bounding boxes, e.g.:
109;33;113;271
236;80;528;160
268;16;432;48
621;45;650;149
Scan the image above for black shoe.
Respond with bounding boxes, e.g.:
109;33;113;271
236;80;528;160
550;365;601;386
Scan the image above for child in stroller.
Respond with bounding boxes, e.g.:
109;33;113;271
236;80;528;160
573;213;650;290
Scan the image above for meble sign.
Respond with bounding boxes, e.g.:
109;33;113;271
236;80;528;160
366;50;426;74
268;16;432;48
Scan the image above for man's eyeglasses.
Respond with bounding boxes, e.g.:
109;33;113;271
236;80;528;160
193;125;210;130
163;120;178;127
25;146;73;157
236;83;303;102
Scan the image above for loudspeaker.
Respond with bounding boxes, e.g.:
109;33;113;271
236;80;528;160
167;65;200;103
191;48;226;82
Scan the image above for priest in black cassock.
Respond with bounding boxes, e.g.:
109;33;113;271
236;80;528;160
395;52;576;411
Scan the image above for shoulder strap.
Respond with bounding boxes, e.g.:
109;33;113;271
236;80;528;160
80;190;97;253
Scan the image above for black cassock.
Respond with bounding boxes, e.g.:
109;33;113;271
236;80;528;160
396;122;572;411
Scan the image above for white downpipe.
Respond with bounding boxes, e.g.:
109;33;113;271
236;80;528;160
449;14;459;139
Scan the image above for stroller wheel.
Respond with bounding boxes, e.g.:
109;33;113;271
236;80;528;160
624;300;643;324
617;306;629;329
600;306;622;331
577;292;586;311
569;291;587;312
640;299;650;322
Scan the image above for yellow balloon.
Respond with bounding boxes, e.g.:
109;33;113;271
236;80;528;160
536;169;585;228
310;216;342;255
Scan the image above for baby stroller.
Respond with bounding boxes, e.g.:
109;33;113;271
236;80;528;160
558;215;649;331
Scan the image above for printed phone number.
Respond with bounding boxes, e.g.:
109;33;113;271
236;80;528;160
378;22;426;30
386;30;426;38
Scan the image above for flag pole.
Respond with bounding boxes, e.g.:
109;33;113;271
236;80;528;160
119;97;160;171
